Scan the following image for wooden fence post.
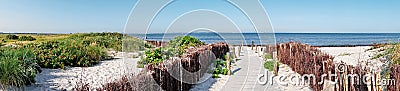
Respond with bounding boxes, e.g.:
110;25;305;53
226;52;231;75
251;41;254;50
232;47;237;59
273;52;278;76
238;45;241;57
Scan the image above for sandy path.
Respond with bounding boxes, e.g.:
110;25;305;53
23;52;142;91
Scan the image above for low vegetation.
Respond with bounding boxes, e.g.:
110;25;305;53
18;36;36;41
263;53;279;71
213;58;229;78
138;36;205;66
25;39;107;69
5;34;19;40
0;47;41;88
167;36;205;56
1;32;147;88
264;53;272;59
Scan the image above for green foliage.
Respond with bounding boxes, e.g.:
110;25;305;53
168;36;205;56
141;36;204;66
137;56;147;68
213;58;230;78
69;32;123;51
264;53;272;59
144;47;172;64
6;34;19;40
123;37;146;52
25;39;107;69
0;47;41;88
264;61;278;71
18;36;36;41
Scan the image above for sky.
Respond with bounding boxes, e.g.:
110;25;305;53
0;0;399;33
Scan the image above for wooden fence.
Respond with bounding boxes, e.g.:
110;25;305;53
272;42;398;91
130;42;229;91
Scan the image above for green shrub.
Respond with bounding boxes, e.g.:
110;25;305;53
140;36;203;65
0;47;40;88
144;47;172;64
264;53;272;60
25;39;107;69
213;58;230;78
6;34;19;40
264;61;279;71
70;32;123;51
168;36;205;56
18;36;36;41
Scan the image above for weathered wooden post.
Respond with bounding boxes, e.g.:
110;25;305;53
258;46;262;57
251;41;255;50
273;52;278;76
232;47;237;59
226;52;231;75
239;41;243;56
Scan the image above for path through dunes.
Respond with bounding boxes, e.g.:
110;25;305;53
221;47;281;91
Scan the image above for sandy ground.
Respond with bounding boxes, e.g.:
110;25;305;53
190;75;229;91
319;46;384;69
275;64;314;91
21;52;142;91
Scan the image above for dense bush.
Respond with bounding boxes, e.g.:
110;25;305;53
25;39;107;69
168;36;205;56
144;47;173;64
0;47;41;88
140;36;204;66
5;34;19;40
69;32;123;51
18;36;36;41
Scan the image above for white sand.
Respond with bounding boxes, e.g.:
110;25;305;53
190;75;229;91
318;46;384;69
274;64;313;91
23;52;142;91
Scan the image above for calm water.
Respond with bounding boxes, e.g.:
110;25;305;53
130;33;400;46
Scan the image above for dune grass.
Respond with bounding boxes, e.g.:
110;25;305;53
0;32;148;88
0;47;41;88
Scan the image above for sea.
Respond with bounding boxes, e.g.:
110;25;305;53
130;33;400;46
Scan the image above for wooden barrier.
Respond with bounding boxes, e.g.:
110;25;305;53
275;42;394;91
130;42;229;91
227;52;231;75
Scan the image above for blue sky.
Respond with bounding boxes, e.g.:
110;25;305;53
0;0;399;33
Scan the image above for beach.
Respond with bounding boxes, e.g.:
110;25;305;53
22;52;142;91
